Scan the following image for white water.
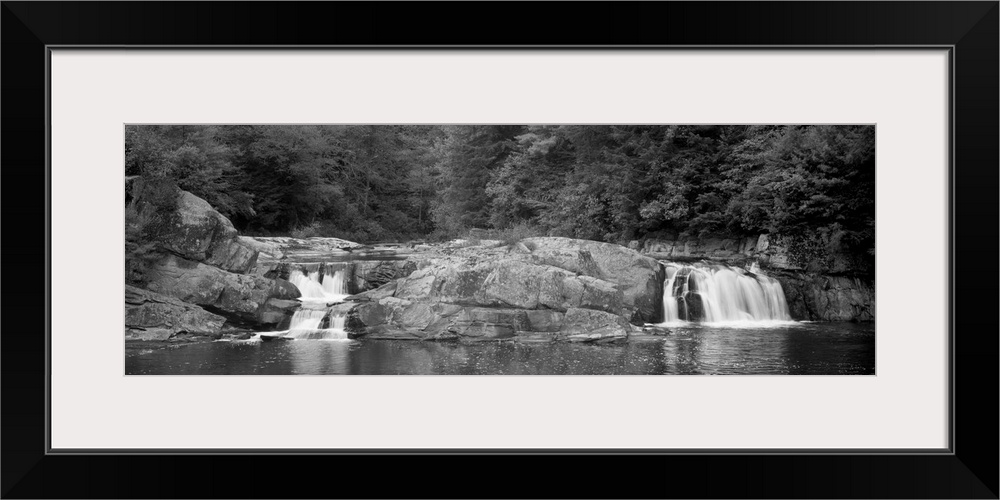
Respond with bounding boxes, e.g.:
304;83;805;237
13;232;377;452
282;265;351;340
662;266;679;323
288;308;327;330
283;307;349;340
322;270;347;297
660;262;791;325
288;268;349;303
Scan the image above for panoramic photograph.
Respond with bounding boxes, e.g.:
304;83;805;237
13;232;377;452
124;124;875;375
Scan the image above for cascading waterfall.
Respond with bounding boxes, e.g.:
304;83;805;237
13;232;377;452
660;262;791;325
282;264;351;340
662;266;679;322
288;308;327;330
284;305;349;340
321;270;346;297
288;265;349;303
328;313;346;332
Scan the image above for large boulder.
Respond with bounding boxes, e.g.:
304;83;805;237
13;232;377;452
205;236;259;275
517;237;665;324
125;285;226;340
257;298;301;326
133;185;259;274
342;252;639;342
170;191;259;274
559;308;631;343
393;259;626;316
343;298;631;344
144;255;300;324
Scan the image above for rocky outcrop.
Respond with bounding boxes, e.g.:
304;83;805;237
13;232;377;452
353;260;419;290
515;237;665;324
338;241;647;342
206;236;259;275
392;259;626;316
143;255;300;325
257;298;301;326
345;295;630;343
639;232;871;276
241;236;364;262
125;285;226;340
641;233;791;268
154;190;260;274
776;273;875;322
559;308;631;342
127;180;307;337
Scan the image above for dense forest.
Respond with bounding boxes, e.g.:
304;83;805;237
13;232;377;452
125;125;875;269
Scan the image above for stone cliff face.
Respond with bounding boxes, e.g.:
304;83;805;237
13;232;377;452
125;180;302;339
775;273;875;322
637;233;790;268
634;232;875;322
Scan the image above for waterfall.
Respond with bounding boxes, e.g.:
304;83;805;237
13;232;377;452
322;270;346;297
329;313;346;332
288;266;349;303
280;264;352;340
662;266;679;322
284;305;349;340
288;308;327;330
660;262;791;325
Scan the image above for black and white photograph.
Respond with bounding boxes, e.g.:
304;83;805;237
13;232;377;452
7;0;993;495
124;124;876;375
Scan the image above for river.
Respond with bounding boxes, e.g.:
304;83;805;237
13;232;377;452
125;321;874;375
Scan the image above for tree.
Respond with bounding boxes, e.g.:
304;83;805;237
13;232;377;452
431;125;524;236
124;123;875;270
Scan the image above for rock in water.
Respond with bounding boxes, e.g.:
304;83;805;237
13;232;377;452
393;259;626;316
144;255;300;325
256;298;301;326
337;241;655;342
559;307;631;342
517;237;665;324
449;308;529;340
125;285;226;340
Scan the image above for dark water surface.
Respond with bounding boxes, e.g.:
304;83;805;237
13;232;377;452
126;322;875;375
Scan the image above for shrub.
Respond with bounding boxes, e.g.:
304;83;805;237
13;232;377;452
464;223;548;247
125;200;167;285
290;222;321;239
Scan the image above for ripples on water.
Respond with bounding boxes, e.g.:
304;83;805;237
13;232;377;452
125;322;874;375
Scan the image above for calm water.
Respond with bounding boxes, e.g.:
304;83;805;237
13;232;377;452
125;322;875;375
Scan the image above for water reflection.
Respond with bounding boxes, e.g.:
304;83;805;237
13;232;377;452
126;322;875;375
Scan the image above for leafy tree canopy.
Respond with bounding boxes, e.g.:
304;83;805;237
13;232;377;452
125;124;875;270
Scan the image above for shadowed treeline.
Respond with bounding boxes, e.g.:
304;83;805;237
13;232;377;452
126;125;875;268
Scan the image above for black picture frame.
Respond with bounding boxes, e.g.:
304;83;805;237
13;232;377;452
2;2;996;498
